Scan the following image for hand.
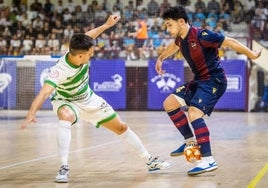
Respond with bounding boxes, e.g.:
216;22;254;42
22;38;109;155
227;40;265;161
105;15;120;28
21;114;36;129
252;48;262;59
155;58;166;75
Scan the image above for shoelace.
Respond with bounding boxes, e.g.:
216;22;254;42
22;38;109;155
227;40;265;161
149;156;164;164
58;166;69;175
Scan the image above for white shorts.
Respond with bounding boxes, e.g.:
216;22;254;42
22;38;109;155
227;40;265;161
51;92;116;127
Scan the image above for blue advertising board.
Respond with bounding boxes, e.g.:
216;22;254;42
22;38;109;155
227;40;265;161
35;60;56;109
0;59;17;109
215;60;247;110
147;59;184;110
89;59;126;109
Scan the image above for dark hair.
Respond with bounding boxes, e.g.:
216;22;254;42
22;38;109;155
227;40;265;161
162;6;188;23
69;33;95;55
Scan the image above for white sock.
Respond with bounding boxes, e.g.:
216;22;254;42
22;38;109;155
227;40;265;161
185;137;196;143
119;127;151;160
57;120;72;166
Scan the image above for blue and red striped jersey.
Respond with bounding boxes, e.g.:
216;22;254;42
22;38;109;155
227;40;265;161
175;26;225;80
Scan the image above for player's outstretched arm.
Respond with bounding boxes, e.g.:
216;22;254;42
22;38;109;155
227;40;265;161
85;15;120;39
221;37;262;60
155;42;180;75
21;83;55;129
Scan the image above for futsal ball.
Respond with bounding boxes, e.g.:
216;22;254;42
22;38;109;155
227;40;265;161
183;144;201;163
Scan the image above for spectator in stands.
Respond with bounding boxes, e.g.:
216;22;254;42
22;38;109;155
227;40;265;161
24;23;36;40
63;24;74;41
20;12;31;28
112;0;123;15
243;0;255;24
134;17;148;59
47;33;60;55
111;5;121;17
123;5;133;21
124;21;137;60
0;35;7;55
42;21;52;39
147;0;159;17
44;0;54;17
207;0;221;15
101;0;111;12
145;26;163;59
35;33;46;53
128;0;135;11
94;5;107;26
21;34;33;55
206;14;217;30
8;34;21;56
159;0;171;16
60;36;69;55
95;32;112;59
62;8;72;25
192;17;203;27
207;9;218;21
54;0;64;18
80;0;88;14
30;0;43;13
0;0;7;11
64;0;76;14
251;1;267;34
0;11;12;27
111;21;125;39
231;0;244;24
218;7;231;31
194;7;206;23
32;15;43;35
194;0;206;14
52;19;64;43
221;0;234;14
136;0;146;12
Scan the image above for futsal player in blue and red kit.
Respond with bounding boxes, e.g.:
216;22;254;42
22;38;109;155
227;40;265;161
155;6;262;176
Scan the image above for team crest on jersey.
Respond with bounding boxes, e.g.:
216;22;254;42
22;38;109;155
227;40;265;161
190;41;197;49
201;31;208;36
49;69;59;78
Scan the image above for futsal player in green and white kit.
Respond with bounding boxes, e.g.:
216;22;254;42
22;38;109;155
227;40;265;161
21;15;171;183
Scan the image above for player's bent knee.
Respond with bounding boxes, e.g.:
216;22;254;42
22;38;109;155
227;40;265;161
57;106;76;123
117;122;128;134
188;107;204;122
163;95;181;111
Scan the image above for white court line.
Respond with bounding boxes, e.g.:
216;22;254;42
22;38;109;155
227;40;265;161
0;140;120;170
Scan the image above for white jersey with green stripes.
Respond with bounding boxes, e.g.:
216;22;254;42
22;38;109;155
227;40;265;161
44;53;92;101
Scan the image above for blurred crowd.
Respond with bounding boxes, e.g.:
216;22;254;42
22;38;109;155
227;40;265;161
0;0;266;60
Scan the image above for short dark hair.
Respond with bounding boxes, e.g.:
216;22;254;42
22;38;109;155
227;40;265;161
69;33;95;55
162;6;188;23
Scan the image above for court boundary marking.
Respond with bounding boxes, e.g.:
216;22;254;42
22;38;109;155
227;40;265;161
0;140;120;170
247;163;268;188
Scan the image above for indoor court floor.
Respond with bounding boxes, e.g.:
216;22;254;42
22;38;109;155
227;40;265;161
0;110;267;188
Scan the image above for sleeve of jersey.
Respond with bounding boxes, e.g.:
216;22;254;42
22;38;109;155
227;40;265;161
44;65;66;88
199;29;225;48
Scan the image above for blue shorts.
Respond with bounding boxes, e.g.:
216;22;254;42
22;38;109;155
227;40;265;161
173;74;227;116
